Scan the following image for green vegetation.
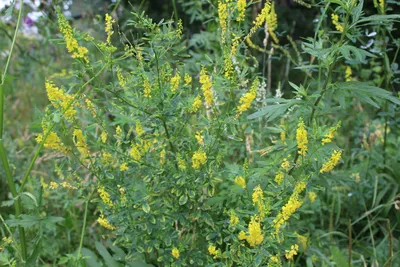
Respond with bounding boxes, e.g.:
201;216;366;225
0;0;399;266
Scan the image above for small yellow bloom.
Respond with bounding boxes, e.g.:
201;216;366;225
320;150;342;173
105;13;115;44
170;71;181;92
172;247;180;259
266;2;279;43
136;120;144;136
322;121;341;145
184;74;192;86
345;66;352;82
296;118;308;156
143;77;152;98
192;149;207;169
237;79;259;116
218;1;228;44
237;0;246;22
130;143;141;161
101;130;108;143
97;214;116;230
117;66;126;88
246;215;264;247
120;162;129;171
238;231;247;240
274;171;284;185
45;81;76;122
85;99;97;118
49;182;59;190
98;186;113;207
195;131;204;145
177;154;186;170
281;158;290;172
2;237;12;245
160;149;166;164
234;176;246;189
208;245;217;256
199;68;214;106
285;244;299;260
191;95;202;112
73;129;90;158
308;192;317;203
331;13;344;32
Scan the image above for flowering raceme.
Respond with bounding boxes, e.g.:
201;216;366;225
331;13;344;32
234;175;246;189
192;149;207;169
237;0;246;22
218;1;228;44
170;71;180;92
246;215;264;247
105;13;115;44
45;81;76;122
199;68;214;106
322;121;341;145
73;129;90;159
296;118;308;156
320;150;342;173
97;214;115;230
237;79;259;116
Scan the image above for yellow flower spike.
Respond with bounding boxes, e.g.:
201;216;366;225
184;74;192;86
237;79;259;116
49;182;59;190
199;68;214;106
218;1;228;44
238;231;247;240
322;121;341;145
117;66;126;88
237;0;246;22
192;149;207;169
143;77;152;98
100;130;108;143
176;19;183;38
281;157;291;172
331;13;344;32
177;154;186;170
97;214;116;230
234;175;246;189
160;149;166;164
85;99;97;118
274;171;284;185
73;129;90;158
36;121;69;153
345;66;352;82
45;81;76;122
320;150;342;173
98;186;113;208
130;143;141;161
296;118;308;156
105;13;115;44
195;131;204;145
116;125;122;137
136;120;144;136
308;192;317;203
208;245;217;256
285;244;299;260
172;247;180;259
120;162;129;171
246;215;264;247
170;70;181;92
248;1;271;37
191;95;202;112
252;185;264;204
56;10;89;62
266;2;279;43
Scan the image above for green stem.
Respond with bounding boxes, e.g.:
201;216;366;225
172;0;179;22
18;65;106;194
77;190;94;261
0;141;27;260
0;2;27;261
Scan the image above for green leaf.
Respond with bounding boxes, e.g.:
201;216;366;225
142;202;150;213
6;215;64;229
248;101;296;121
179;194;188;205
95;241;120;267
338;45;375;63
330;246;348;267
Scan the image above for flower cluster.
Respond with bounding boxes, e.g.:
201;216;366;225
192;149;207;169
237;0;246;22
331;13;344;32
105;13;115;44
199;68;214;107
322;121;341;145
45;81;76;122
218;1;228;44
296;118;308;156
170;70;181;92
234;175;246;189
98;214;115;230
320;150;342;173
237;79;259;116
73;129;90;159
98;186;113;208
285;244;299;260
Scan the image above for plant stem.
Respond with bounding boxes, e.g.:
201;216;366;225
0;2;27;261
172;0;179;22
77;190;94;262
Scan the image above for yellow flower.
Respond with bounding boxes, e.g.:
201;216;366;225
49;182;59;190
172;247;180;259
105;13;115;44
60;182;77;190
322;121;341;145
218;1;228;44
285;244;299;260
238;231;247;240
101;130;108;143
274;171;284;185
296;118;308;156
268;255;281;267
195;131;204;145
143;77;152;98
102;152;113;165
45;81;76;122
199;68;214;106
208;245;217;256
379;0;385;13
237;0;246;22
247;1;271;37
176;19;183;38
191;95;202;112
266;2;279;43
192;149;207;169
237;79;259;116
229;210;239;226
98;186;113;207
352;172;360;183
170;71;181;92
85;99;97;118
36;121;69;153
345;66;352;82
234;176;246;189
252;185;264;204
120;162;129;171
117;66;126;87
308;192;317;203
97;214;116;230
297;232;309;250
116;125;122;137
320;150;342;173
274;182;306;233
331;13;344;32
160;149;166;164
281;157;290;172
73;129;90;158
130;143;141;161
246;215;264;247
2;237;12;245
184;74;192;86
57;10;88;62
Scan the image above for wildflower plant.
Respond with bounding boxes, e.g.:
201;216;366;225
1;0;400;266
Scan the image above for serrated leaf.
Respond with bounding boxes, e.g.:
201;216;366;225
95;241;119;267
248;102;294;121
